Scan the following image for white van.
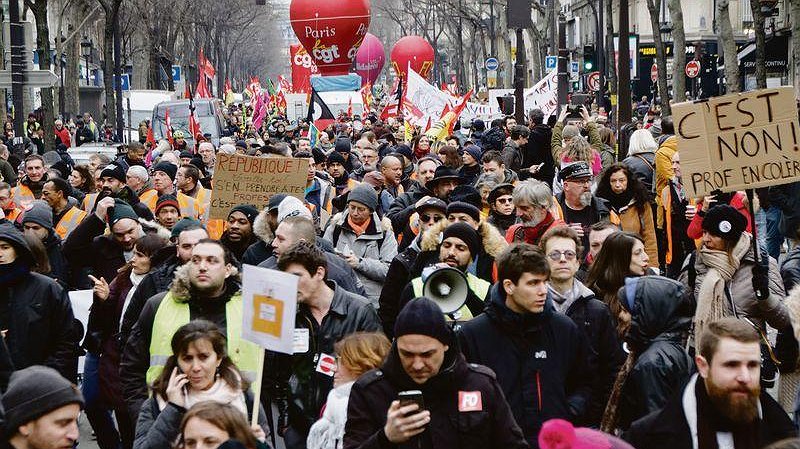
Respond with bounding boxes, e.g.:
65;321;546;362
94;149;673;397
122;90;176;142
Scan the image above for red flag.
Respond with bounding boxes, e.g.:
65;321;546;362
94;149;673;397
198;49;216;79
224;78;232;94
196;77;211;98
183;83;190;99
347;97;353;117
423;116;432;133
164;109;173;147
189;114;202;141
145;124;155;148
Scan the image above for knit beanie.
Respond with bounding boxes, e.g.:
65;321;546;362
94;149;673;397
335;138;352;154
100;163;126;183
702;204;747;241
327;151;347;166
170;217;205;240
277;196;313;223
449;185;482;210
463;145;482;163
447;201;481;223
2;366;84;436
394;144;413;161
229;204;259;225
155;194;180;216
312;147;327;164
442;221;481;258
21;200;53;230
394;297;452;345
109;199;139;226
347;183;379;212
152;161;177;181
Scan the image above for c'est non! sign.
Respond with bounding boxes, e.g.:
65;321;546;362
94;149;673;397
673;86;800;198
209;154;308;220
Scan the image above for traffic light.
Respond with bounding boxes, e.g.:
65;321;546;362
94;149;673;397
583;45;596;72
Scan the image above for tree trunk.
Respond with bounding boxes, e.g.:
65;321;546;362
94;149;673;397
30;0;56;152
751;0;767;89
793;0;800;97
717;0;740;93
64;22;79;120
669;0;686;102
606;0;616;96
645;0;671;114
102;18;115;127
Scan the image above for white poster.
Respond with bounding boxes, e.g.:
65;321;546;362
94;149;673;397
241;264;298;354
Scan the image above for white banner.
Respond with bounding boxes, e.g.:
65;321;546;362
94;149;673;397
524;69;558;119
241;264;298;354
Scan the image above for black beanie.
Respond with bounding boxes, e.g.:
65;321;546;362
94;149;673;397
394;297;451;344
100;163;126;183
702;204;747;241
109;199;139;226
442;221;481;258
327;151;347;166
2;366;84;435
335;137;352;153
229;204;259;225
153;161;178;181
447;201;481;223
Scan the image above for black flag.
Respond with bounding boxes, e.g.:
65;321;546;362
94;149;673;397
306;88;335;126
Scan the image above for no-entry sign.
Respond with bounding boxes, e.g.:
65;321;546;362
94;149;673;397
650;63;658;83
685;60;701;78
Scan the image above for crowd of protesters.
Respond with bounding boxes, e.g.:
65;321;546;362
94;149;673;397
1;93;800;449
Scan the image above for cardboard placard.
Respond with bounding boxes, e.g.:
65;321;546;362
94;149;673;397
208;154;308;220
673;86;800;198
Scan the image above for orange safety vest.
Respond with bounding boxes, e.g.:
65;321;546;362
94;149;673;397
81;193;99;213
11;185;35;209
207;219;225;240
141;190;200;219
5;208;21;222
55;206;88;240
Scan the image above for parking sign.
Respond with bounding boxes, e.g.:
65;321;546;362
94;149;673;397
171;65;181;82
545;56;557;70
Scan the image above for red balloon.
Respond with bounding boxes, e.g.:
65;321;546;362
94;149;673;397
391;36;435;80
290;0;370;77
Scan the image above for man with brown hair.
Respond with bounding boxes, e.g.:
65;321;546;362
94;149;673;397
625;317;796;448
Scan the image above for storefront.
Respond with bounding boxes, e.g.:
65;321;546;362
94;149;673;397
737;34;790;90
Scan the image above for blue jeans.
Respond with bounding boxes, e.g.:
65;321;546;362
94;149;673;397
82;352;121;449
766;206;784;261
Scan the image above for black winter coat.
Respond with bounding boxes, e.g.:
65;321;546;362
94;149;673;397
524;124;555;186
378;242;421;338
458;285;592;448
258;252;366;297
550;283;624;426
343;344;528;449
617;276;693;429
770;181;800;239
119;256;180;346
387;184;433;237
624;375;796;449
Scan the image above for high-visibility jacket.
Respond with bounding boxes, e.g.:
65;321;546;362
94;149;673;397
140;190;201;219
54;206;87;240
82;193;99;213
11;185;36;209
5;208;21;222
145;291;261;385
411;272;490;321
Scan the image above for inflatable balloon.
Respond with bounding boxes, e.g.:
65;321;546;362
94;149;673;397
355;33;385;86
290;0;370;76
391;36;435;80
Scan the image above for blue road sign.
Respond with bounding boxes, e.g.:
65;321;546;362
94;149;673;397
545;56;557;70
172;65;181;82
570;61;579;73
485;57;499;71
120;73;130;91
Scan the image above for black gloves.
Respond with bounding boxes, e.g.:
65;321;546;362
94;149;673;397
752;259;770;301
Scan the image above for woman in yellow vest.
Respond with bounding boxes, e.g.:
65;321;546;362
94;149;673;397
133;320;268;449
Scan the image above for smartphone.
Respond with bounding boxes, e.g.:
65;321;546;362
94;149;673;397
398;390;425;414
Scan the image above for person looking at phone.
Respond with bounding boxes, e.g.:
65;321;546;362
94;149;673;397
343;297;528;449
500;125;530;174
133;320;268;449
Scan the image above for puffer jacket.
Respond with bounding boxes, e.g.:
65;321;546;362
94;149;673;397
622;150;656;193
679;244;791;332
458;285;592;447
616;276;693;429
654;135;677;211
323;211;397;305
266;282;381;438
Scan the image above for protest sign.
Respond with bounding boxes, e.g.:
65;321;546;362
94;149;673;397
209;154;308;220
241;264;298;354
672;86;800;198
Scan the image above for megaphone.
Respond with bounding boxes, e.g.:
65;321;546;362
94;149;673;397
422;266;469;315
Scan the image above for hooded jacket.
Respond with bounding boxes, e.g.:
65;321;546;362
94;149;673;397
0;223;79;382
458;284;593;447
242;207;276;266
323;211;397;305
616;276;694;429
524;123;556;185
343;341;528;449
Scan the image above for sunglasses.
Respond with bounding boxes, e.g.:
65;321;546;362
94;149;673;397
547;250;577;261
496;197;513;204
420;213;444;223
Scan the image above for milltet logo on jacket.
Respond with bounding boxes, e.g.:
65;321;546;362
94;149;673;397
534;350;548;359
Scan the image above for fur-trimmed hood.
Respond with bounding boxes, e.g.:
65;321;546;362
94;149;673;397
138;217;171;241
252;208;274;243
169;262;242;302
420;219;508;258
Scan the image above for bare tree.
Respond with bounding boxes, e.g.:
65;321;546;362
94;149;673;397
25;0;56;150
717;0;740;93
668;0;686;102
750;0;767;89
644;0;671;114
793;0;800;96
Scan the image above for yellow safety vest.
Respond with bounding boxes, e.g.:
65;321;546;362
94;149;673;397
55;206;87;240
145;292;261;385
142;190;201;219
411;272;490;321
11;185;35;209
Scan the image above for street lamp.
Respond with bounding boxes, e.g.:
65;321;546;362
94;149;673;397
80;37;92;86
659;21;673;45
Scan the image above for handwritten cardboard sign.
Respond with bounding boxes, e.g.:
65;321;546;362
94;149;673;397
209;154;308;220
673;86;800;198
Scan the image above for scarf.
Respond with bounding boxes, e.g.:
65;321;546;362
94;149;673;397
694;233;752;344
347;215;371;237
606;189;634;212
119;271;145;331
0;259;30;287
511;211;555;245
695;376;759;449
156;375;246;415
307;381;354;449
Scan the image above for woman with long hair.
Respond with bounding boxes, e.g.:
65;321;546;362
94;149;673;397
133;320;267;449
585;231;650;338
437;145;462;170
70;164;96;195
307;332;391;449
177;401;269;449
595;163;658;264
411;134;432;160
86;234;169;449
598;126;617;171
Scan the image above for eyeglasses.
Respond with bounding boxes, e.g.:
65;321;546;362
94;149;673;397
420;213;444;223
547;250;577;261
496;197;513;205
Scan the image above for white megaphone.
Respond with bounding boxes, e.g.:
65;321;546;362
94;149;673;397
422;266;469;316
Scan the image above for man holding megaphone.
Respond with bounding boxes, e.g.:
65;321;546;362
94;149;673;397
397;222;491;322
